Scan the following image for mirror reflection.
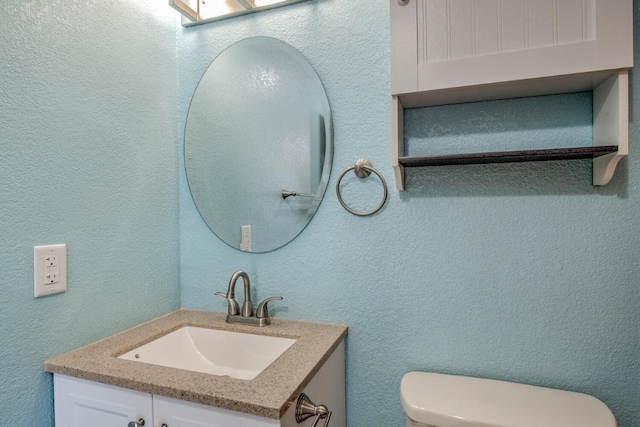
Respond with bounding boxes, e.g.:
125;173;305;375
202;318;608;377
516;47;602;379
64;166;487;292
185;37;333;253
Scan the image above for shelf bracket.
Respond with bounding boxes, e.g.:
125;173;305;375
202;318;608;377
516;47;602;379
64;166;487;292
391;96;405;191
593;70;629;186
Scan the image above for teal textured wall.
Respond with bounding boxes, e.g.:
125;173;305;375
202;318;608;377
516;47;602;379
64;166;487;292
0;0;638;426
178;1;639;426
0;0;180;425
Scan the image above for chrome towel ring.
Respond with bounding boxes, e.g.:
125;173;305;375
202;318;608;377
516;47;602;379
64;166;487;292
336;158;388;216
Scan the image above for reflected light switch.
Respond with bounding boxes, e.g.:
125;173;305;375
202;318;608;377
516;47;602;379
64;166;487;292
240;225;251;252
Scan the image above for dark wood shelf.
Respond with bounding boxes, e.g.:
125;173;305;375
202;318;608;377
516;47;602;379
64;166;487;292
398;146;618;167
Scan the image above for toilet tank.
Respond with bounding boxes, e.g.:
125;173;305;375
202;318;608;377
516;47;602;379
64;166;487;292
401;372;616;427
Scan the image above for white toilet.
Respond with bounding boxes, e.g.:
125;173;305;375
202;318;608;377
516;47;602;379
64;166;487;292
401;372;617;427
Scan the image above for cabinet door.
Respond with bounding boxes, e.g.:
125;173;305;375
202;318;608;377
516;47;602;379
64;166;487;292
391;0;633;98
153;395;280;427
54;375;152;427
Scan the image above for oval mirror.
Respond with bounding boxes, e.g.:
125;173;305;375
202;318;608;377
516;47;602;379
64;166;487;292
185;37;333;253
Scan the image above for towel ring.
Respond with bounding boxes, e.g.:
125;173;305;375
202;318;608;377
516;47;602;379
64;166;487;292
336;158;388;216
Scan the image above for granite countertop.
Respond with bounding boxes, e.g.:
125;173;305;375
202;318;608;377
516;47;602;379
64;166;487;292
45;310;347;419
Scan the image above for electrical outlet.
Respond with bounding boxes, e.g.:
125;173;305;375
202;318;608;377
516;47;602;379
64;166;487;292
34;244;67;297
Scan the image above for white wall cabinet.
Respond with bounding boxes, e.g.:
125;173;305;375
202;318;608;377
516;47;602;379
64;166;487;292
54;341;345;427
390;0;633;190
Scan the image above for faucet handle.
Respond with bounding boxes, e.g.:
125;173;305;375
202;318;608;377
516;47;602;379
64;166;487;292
215;292;240;316
256;296;283;319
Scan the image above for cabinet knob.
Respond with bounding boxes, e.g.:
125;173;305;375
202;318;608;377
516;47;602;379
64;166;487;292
127;419;145;427
398;0;410;5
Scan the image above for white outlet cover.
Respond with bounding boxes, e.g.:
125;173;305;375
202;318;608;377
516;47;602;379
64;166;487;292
34;244;67;297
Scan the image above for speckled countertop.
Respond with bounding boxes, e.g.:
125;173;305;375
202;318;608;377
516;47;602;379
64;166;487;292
45;310;347;419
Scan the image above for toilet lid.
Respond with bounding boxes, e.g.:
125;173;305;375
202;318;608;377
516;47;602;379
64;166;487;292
401;372;617;427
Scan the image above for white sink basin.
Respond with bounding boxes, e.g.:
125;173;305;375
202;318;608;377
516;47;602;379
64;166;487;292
118;326;296;380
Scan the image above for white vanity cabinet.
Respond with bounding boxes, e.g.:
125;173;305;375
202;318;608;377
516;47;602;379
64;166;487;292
390;0;633;190
53;375;152;427
54;376;278;427
53;340;345;427
152;395;280;427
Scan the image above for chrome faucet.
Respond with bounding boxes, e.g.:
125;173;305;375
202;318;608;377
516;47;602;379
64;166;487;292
215;270;282;326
